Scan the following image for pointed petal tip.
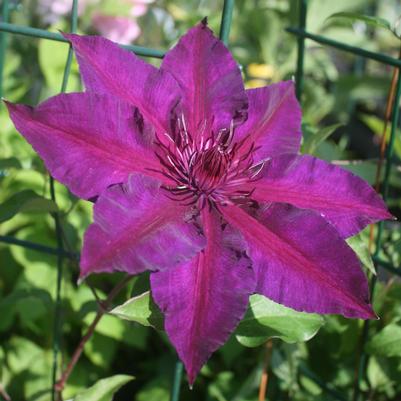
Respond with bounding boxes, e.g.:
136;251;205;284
61;31;82;46
78;261;89;285
2;99;28;116
59;30;77;43
357;303;377;320
76;274;86;286
2;99;29;113
2;98;12;108
60;31;73;40
187;369;197;389
201;16;208;26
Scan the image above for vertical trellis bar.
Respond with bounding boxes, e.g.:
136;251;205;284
50;1;79;399
354;69;401;401
295;0;307;100
0;0;9;98
219;0;234;45
170;360;184;401
381;73;401;203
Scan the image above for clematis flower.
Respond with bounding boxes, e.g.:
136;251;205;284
5;21;391;384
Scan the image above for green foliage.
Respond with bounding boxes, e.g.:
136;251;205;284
327;12;392;32
235;295;324;347
74;375;134;401
326;9;401;44
0;189;58;223
360;113;401;159
110;291;164;330
346;233;376;275
110;291;324;349
38;34;81;96
367;324;401;357
302;123;342;154
0;157;21;170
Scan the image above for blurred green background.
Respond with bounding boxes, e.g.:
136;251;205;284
1;0;401;400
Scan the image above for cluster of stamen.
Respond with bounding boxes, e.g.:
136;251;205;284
153;115;263;209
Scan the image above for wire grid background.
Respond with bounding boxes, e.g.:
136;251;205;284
0;0;400;400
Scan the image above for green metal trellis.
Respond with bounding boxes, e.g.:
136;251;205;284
0;0;399;400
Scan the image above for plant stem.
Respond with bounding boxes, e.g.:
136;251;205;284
54;275;132;395
170;361;183;401
353;45;401;401
0;383;11;401
258;339;273;401
368;46;401;253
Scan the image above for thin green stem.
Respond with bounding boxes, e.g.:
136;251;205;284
170;361;183;401
51;2;79;400
219;0;235;45
295;0;307;100
55;276;133;395
353;69;401;401
50;178;64;401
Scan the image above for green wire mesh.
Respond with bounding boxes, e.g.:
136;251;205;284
0;0;399;400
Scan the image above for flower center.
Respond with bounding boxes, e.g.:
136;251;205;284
154;116;262;208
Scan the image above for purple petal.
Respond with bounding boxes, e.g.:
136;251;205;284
5;93;162;199
150;208;255;385
161;21;248;137
235;81;302;160
63;33;181;134
80;174;205;277
221;203;376;319
248;154;391;237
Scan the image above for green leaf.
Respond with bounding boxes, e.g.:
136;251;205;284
136;379;170;401
302;123;342;154
0;157;22;170
74;375;134;401
327;12;392;32
110;291;164;330
84;333;118;368
332;159;378;185
235;295;324;347
359;113;401;159
366;324;401;358
346;234;376;275
367;356;392;390
0;190;58;223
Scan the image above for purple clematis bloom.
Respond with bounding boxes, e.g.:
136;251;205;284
5;21;391;384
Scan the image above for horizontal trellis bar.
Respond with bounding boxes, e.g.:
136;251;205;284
0;22;166;58
0;235;78;259
286;27;401;68
1;234;400;276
